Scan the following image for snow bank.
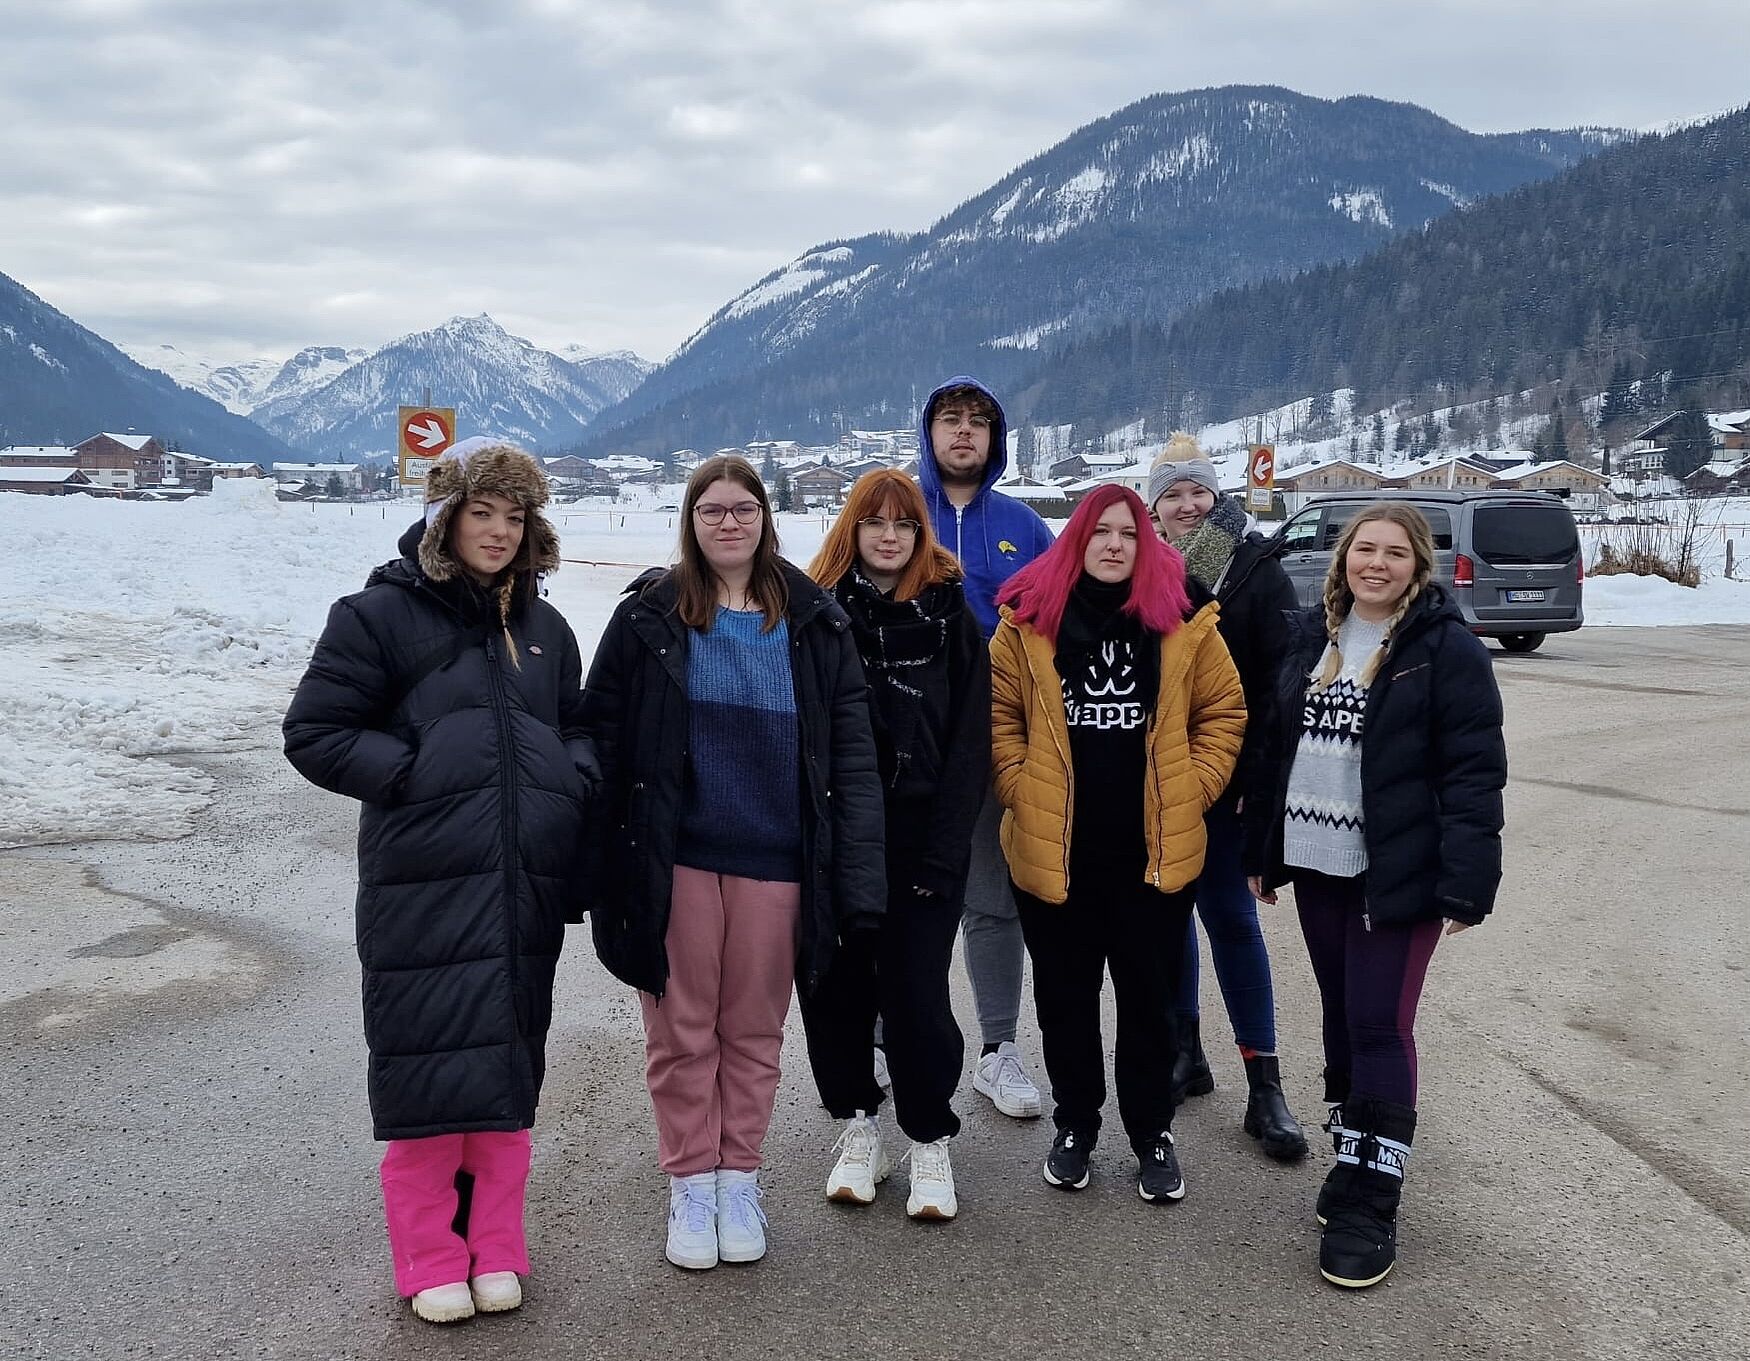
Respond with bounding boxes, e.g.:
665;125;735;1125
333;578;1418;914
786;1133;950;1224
1581;573;1750;627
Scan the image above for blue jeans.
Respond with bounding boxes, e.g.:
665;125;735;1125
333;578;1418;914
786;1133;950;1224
1174;803;1278;1053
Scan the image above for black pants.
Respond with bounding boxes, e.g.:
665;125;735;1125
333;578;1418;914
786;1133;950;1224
799;887;964;1143
1015;858;1194;1155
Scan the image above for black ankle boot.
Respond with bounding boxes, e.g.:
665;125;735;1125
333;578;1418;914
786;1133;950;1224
1170;1015;1214;1102
1319;1097;1416;1289
1241;1055;1308;1160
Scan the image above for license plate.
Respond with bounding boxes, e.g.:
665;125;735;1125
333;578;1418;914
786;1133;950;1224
1506;589;1545;602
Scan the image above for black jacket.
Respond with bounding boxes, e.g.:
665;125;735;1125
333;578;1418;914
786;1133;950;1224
833;573;991;900
1210;533;1299;809
283;523;594;1140
581;561;887;998
1242;583;1507;926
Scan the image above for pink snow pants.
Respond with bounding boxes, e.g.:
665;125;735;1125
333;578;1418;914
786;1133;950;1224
641;865;801;1176
380;1129;531;1297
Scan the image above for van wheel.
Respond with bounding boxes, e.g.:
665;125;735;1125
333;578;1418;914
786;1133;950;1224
1498;633;1544;653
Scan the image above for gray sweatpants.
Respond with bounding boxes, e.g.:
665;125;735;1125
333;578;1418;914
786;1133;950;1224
961;783;1026;1047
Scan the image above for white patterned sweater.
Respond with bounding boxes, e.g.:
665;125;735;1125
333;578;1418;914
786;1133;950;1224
1281;612;1390;878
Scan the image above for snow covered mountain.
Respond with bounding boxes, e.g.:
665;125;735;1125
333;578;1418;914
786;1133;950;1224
250;314;649;458
0;269;292;457
117;343;283;415
251;346;370;413
582;85;1625;457
556;344;655;407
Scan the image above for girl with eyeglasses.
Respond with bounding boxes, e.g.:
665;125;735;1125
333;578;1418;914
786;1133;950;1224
581;455;886;1272
801;470;991;1221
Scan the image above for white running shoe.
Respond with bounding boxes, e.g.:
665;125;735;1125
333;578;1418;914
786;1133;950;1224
715;1169;768;1263
410;1280;475;1324
469;1271;522;1313
665;1171;719;1270
825;1113;893;1204
873;1046;892;1091
905;1138;958;1221
973;1041;1044;1119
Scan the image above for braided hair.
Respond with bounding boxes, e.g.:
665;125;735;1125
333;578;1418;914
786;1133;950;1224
1309;502;1436;692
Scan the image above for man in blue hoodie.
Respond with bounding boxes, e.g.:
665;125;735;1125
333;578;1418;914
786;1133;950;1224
917;376;1055;1120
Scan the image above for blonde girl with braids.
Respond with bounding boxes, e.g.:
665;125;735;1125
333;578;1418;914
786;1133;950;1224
1242;500;1506;1291
285;438;596;1324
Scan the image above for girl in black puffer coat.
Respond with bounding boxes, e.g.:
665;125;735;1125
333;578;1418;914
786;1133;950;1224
283;439;595;1324
1243;500;1506;1293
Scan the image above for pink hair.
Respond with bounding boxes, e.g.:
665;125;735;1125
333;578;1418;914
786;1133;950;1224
997;484;1191;644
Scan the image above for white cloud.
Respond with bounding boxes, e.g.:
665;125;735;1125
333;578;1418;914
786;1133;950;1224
0;0;1741;366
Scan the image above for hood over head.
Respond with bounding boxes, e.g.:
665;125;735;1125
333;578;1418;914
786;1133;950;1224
917;374;1009;507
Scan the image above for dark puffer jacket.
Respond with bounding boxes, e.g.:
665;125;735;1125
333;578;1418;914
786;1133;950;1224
582;561;887;998
1242;583;1508;926
1209;532;1299;809
283;522;593;1140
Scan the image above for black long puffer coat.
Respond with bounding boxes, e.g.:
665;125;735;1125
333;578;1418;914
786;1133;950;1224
1208;532;1299;809
581;561;887;999
283;522;594;1140
1242;583;1507;927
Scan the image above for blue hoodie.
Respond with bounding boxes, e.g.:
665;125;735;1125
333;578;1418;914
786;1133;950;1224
917;375;1055;637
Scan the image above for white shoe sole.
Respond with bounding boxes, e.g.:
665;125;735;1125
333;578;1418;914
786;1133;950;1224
907;1193;958;1220
1138;1180;1187;1202
827;1179;877;1205
411;1290;475;1324
718;1238;767;1264
469;1281;523;1313
972;1071;1042;1119
665;1243;719;1270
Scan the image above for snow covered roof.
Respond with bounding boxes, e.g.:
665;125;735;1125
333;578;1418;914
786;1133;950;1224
1706;409;1750;434
1490;459;1606;482
1;466;88;482
0;445;77;459
97;432;155;450
272;462;357;474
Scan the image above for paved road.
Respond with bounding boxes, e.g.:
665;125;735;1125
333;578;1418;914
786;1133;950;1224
3;626;1747;1360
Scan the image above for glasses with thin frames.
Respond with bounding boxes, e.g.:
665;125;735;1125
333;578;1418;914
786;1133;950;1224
856;516;921;539
695;501;763;526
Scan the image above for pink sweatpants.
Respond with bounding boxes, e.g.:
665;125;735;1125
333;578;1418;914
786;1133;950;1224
380;1129;532;1297
641;865;801;1176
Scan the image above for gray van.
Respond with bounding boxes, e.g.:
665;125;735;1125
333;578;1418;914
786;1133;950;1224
1272;490;1583;652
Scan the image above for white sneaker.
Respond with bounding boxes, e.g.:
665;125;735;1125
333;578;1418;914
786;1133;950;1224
469;1270;522;1313
665;1171;719;1270
825;1113;893;1204
973;1041;1043;1119
905;1138;958;1221
410;1280;475;1324
715;1169;768;1263
873;1046;892;1091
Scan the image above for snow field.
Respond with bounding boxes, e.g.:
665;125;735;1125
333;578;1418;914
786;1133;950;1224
1;486;1745;850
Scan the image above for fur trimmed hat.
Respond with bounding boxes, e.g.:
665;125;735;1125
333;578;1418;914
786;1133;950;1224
418;437;561;583
1147;431;1220;506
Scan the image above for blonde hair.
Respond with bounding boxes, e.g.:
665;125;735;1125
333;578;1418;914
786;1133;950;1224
1310;502;1436;691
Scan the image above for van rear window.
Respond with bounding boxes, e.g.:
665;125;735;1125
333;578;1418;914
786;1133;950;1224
1474;505;1579;564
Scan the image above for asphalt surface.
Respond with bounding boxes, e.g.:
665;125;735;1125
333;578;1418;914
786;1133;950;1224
3;625;1747;1361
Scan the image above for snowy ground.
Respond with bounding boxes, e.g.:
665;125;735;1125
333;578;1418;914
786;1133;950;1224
3;482;1748;850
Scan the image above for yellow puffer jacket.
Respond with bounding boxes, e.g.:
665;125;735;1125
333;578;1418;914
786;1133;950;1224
990;600;1246;903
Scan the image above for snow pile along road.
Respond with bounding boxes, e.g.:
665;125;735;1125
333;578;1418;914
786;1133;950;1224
0;480;391;847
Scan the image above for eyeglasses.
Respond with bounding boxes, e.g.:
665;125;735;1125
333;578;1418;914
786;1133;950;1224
856;516;921;539
695;501;762;526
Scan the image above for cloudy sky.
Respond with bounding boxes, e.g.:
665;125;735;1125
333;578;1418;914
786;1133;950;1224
2;0;1741;367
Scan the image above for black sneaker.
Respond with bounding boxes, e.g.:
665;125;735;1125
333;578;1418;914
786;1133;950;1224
1137;1132;1185;1202
1042;1128;1093;1190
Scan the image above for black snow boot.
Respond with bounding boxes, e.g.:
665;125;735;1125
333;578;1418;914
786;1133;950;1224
1319;1097;1416;1289
1170;1014;1214;1103
1242;1055;1309;1161
1315;1069;1354;1226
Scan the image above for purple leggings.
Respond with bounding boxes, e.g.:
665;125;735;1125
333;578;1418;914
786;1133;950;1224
1292;871;1440;1108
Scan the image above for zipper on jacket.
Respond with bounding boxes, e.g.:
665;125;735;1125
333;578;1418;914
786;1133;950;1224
954;504;964;558
484;635;523;1097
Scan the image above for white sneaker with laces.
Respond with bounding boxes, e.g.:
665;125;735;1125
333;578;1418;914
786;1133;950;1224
715;1169;768;1263
873;1046;892;1091
825;1113;893;1204
973;1041;1043;1119
905;1138;958;1221
665;1171;719;1270
468;1270;522;1313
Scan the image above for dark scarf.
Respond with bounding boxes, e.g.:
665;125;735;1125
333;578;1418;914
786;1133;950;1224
1056;573;1160;718
1173;494;1248;592
836;564;951;694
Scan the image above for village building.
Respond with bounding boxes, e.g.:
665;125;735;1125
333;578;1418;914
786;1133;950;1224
74;432;166;488
0;466;95;495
